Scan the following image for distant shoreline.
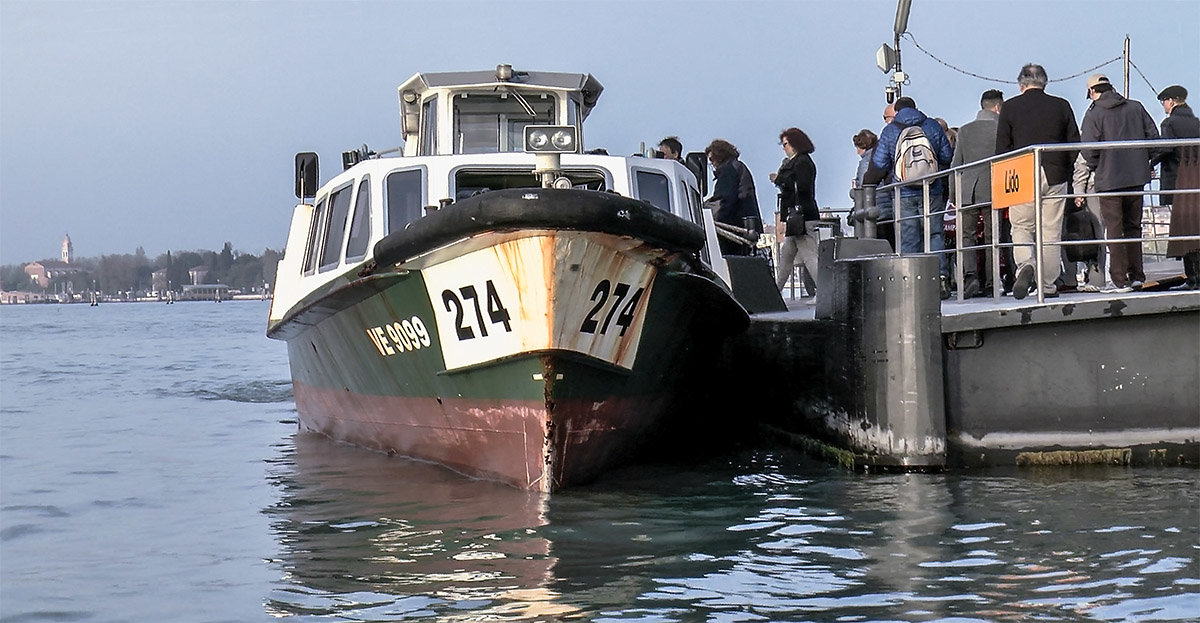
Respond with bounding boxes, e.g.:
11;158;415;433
1;294;270;305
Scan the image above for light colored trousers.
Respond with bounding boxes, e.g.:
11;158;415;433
1008;174;1066;294
775;221;820;291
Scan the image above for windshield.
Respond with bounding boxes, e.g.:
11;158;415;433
453;90;557;154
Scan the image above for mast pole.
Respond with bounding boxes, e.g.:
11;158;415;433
1123;35;1131;98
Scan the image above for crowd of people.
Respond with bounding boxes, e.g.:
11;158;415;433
679;62;1198;300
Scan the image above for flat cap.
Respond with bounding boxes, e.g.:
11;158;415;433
1158;85;1187;101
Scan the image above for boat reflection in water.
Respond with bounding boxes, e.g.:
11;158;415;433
263;432;756;620
264;432;573;620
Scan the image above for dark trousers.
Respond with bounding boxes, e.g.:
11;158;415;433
961;206;1015;292
960;206;995;283
1098;187;1146;287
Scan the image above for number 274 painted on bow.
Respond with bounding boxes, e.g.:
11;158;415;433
580;279;645;337
441;280;513;340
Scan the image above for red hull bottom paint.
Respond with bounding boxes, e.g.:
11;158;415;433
293;382;673;492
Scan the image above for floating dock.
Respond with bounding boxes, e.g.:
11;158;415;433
721;248;1200;470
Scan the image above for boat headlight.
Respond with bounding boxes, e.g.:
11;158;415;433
524;125;578;154
528;129;550;150
551;130;574;150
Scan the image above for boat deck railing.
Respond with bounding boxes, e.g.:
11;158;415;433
847;138;1200;303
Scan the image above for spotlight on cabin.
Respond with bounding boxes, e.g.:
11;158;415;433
524;125;578;154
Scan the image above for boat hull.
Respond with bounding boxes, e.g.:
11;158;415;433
272;193;746;491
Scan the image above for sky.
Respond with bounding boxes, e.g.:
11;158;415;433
2;0;1197;266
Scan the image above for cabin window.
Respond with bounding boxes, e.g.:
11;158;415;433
386;169;424;234
345;176;371;261
452;91;556;154
634;170;671;212
420;97;438;156
302;196;328;274
319;182;354;271
688;185;703;223
677;179;702;223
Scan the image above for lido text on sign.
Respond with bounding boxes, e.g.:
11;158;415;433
990;152;1036;210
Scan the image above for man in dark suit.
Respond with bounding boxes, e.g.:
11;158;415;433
996;63;1081;300
951;89;1004;297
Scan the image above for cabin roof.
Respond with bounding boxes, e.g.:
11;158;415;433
398;68;604;110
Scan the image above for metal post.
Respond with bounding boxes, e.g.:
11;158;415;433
954;169;964;301
863;185;878;239
852;185;880;239
991;207;1002;299
1123;35;1130;98
893;186;902;255
922;180;931;254
1033;147;1044;303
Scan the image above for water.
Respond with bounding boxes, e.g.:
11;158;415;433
1;301;1197;622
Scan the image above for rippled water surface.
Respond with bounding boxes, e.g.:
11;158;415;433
1;301;1197;622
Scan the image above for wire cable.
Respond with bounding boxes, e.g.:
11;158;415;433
1127;59;1159;95
902;32;1123;84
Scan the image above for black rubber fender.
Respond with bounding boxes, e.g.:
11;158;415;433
371;188;706;269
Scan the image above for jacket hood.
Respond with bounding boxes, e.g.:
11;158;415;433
1096;91;1128;110
894;106;928;127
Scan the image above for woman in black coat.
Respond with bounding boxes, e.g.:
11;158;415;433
705;139;756;255
771;127;820;292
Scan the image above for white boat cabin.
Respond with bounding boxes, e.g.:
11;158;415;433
271;65;712;321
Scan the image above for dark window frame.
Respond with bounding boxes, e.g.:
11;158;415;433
344;175;372;263
385;167;427;235
302;195;329;275
632;168;672;213
318;181;355;272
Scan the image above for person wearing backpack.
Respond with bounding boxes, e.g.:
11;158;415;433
863;96;956;298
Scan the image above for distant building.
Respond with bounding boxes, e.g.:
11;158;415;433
152;269;168;294
0;290;51;304
188;266;209;285
61;234;74;263
24;260;85;287
181;284;230;301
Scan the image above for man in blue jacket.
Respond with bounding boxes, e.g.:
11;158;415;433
863;96;955;297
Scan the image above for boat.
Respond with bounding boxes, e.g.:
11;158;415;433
266;65;751;492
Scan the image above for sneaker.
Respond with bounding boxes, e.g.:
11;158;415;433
1043;288;1059;299
1079;284;1101;293
1130;280;1145;290
1103;285;1133;294
1013;264;1034;301
939;275;951;300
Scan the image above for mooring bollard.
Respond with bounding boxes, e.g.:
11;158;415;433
849;184;879;240
828;254;946;469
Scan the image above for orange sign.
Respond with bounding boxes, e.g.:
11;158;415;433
991;153;1036;209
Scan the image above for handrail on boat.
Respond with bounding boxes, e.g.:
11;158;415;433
851;138;1200;303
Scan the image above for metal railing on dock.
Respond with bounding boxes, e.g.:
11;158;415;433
848;139;1200;303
